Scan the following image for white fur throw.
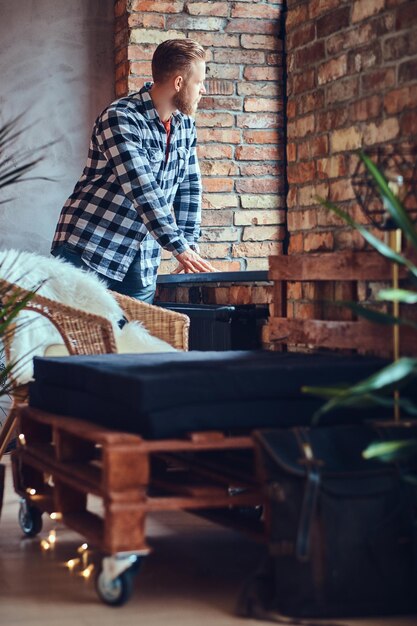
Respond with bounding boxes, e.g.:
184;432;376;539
0;249;176;384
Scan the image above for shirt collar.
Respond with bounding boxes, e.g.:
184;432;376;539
140;82;183;125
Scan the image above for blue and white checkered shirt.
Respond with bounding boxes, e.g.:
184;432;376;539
52;82;202;285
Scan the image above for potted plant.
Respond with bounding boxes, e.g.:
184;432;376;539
0;116;48;515
239;153;417;622
303;151;417;430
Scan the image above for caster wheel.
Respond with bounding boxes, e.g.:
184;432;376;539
95;566;137;607
18;501;43;537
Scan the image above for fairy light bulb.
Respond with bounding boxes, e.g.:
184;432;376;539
40;539;50;551
50;512;62;521
18;433;26;445
26;488;36;496
81;564;94;579
48;530;56;546
76;542;89;567
66;558;80;571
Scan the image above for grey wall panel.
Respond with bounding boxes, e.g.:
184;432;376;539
0;0;114;253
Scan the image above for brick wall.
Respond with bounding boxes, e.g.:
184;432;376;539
114;0;286;273
285;0;417;322
286;0;417;255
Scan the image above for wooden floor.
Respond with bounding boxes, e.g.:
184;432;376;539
1;456;416;626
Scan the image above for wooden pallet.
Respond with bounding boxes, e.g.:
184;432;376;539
263;250;417;356
12;405;264;556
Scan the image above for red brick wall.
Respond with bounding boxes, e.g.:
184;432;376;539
114;0;286;273
286;0;417;256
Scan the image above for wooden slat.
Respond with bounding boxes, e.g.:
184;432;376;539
152;478;231;498
141;492;262;512
17;448;103;497
268;317;417;354
141;436;254;453
20;408;254;453
269;251;410;281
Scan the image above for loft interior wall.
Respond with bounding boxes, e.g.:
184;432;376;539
0;0;114;253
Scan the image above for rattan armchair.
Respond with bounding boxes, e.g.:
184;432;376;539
0;278;189;459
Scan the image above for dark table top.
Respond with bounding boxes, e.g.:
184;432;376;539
156;270;270;285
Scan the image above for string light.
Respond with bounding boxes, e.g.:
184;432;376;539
26;488;36;496
40;539;50;551
80;563;94;579
77;542;88;553
66;558;80;571
76;542;90;567
49;512;62;521
48;530;57;546
18;433;26;445
46;475;55;487
65;543;92;579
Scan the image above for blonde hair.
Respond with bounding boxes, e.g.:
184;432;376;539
152;39;205;84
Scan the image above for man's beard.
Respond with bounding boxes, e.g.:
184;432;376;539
173;86;199;116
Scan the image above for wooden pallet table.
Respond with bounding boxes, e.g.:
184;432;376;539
11;405;264;605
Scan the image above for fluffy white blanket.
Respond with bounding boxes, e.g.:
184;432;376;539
0;249;175;384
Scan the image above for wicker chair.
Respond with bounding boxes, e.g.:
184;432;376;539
0;278;189;459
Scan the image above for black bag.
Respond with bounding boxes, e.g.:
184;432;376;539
238;423;417;621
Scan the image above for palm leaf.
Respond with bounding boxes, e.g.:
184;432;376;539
333;300;417;330
363;393;417;416
0;290;38;335
0;117;57;397
363;439;417;462
359;151;417;251
377;288;417;304
316;197;417;279
310;391;417;424
0;115;56;192
304;358;417;423
325;358;416;395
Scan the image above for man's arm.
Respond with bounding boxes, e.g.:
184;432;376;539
173;121;202;249
171;121;217;273
96;106;189;256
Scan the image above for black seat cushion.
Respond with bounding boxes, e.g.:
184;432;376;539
29;351;399;439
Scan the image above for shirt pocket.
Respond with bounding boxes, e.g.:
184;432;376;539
146;148;164;176
176;146;190;183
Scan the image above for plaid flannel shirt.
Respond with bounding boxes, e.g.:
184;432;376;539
52;82;202;285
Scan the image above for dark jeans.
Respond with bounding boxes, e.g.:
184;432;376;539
52;243;157;304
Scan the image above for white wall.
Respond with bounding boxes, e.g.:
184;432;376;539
0;0;114;253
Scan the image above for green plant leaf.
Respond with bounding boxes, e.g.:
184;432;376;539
334;300;417;330
0;289;38;336
0;116;55;193
301;383;351;399
364;392;417;416
305;358;417;423
316;197;417;279
363;439;417;462
350;357;417;393
310;391;417;424
377;288;417;304
359;151;417;252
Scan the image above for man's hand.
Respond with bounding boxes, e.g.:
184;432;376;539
172;248;217;274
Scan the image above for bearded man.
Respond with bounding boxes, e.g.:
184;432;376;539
51;39;215;304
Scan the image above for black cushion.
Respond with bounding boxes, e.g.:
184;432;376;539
28;351;400;439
